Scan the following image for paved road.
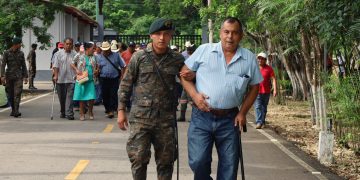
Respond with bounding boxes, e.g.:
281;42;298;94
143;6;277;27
0;83;342;180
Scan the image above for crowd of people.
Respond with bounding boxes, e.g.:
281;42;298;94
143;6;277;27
0;16;279;179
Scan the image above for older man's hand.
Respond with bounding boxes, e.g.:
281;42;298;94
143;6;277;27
192;92;210;112
180;69;195;81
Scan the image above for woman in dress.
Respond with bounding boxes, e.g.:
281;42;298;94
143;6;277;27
71;42;98;120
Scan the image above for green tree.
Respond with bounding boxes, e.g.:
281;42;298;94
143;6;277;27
68;0;201;35
0;0;63;52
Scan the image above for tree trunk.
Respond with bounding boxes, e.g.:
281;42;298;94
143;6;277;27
278;48;303;100
301;28;317;124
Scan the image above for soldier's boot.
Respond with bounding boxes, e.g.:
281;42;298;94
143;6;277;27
13;104;21;118
10;104;15;116
31;78;37;89
177;103;187;122
157;164;173;180
29;78;37;90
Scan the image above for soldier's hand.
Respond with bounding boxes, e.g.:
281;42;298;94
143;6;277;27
180;69;195;81
0;77;5;85
117;110;128;130
193;92;210;112
24;78;28;84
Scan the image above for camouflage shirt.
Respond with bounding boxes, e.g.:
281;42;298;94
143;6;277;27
27;49;36;68
1;49;28;79
119;46;184;122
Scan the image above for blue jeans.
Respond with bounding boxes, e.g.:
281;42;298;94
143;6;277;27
254;93;271;125
188;106;239;180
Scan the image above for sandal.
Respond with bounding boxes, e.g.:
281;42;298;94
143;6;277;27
89;112;94;120
80;115;85;121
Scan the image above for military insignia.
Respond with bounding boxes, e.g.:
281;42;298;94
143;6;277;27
164;20;172;28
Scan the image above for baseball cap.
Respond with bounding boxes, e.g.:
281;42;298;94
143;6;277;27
58;42;64;48
257;52;267;59
128;41;136;47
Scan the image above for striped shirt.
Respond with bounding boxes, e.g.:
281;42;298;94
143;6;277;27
185;42;263;109
53;50;76;84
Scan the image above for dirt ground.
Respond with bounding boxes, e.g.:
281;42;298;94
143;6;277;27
265;98;360;180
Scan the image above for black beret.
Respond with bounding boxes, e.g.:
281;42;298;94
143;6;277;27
12;37;22;45
149;18;175;34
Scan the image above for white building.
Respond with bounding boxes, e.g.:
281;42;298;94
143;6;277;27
22;5;97;71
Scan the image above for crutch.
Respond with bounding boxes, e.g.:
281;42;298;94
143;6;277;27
239;124;247;180
50;83;57;120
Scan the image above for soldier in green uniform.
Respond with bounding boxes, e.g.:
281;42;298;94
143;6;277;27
27;43;37;90
0;37;28;117
117;18;184;180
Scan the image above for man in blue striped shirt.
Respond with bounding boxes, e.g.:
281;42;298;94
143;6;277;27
181;17;263;180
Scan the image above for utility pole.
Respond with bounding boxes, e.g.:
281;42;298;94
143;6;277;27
96;0;104;42
208;0;213;43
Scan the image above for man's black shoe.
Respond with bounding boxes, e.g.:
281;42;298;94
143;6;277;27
10;111;15;116
67;116;75;120
60;114;66;118
14;112;22;118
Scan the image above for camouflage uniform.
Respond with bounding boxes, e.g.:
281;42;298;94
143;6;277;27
119;46;184;180
0;48;28;115
27;49;36;88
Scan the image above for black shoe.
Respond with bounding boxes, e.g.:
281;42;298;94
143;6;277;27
60;114;66;118
10;111;15;116
106;111;114;119
14;112;22;118
67;116;75;120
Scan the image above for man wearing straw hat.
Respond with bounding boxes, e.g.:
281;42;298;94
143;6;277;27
98;41;126;118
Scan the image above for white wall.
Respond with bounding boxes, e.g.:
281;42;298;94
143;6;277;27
22;11;93;70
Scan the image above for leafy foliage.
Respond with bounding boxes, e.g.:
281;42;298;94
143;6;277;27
0;0;63;52
68;0;202;35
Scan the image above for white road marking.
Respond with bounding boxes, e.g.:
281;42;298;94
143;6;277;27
0;92;52;113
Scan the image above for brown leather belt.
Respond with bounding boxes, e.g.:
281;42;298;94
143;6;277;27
210;107;239;117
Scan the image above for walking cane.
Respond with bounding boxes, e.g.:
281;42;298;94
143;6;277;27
50;83;56;120
174;118;179;180
239;124;247;180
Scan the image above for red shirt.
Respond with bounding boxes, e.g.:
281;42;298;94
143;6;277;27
259;65;275;94
121;50;133;65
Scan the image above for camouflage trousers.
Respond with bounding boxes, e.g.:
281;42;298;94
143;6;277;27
127;119;176;180
28;68;36;87
5;78;23;113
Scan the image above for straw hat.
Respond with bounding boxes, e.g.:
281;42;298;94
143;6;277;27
111;43;119;52
100;41;111;51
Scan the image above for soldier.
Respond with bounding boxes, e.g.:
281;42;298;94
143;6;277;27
27;43;38;90
0;37;28;117
117;18;185;180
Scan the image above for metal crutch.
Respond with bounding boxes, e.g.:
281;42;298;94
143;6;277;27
239;124;247;180
50;83;57;120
